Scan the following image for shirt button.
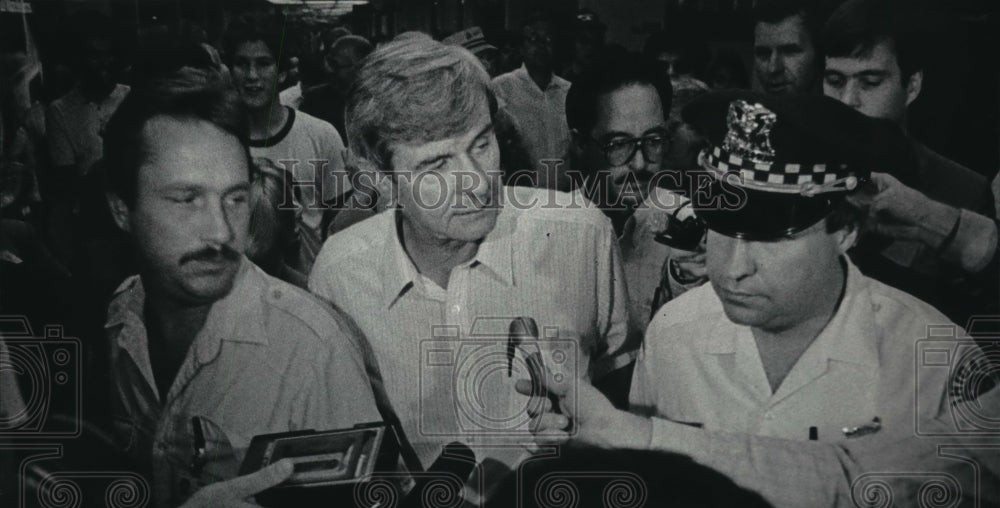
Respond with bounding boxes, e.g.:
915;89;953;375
764;412;774;420
451;305;461;314
272;289;282;299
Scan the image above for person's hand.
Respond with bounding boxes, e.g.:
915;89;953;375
514;365;651;450
850;172;959;246
180;459;294;508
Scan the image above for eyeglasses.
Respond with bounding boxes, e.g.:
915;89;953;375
591;131;670;167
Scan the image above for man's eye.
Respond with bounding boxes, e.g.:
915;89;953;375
226;192;249;206
604;139;632;151
861;77;883;88
168;194;197;204
824;75;845;88
753;49;770;60
472;138;491;153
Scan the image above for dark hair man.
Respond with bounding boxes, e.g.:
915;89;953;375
751;0;823;95
493;13;574;190
308;36;633;500
565;53;698;344
520;91;998;507
822;0;998;323
102;68;380;506
225;15;349;274
300;34;374;143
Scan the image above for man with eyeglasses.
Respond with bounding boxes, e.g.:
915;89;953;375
566;53;701;388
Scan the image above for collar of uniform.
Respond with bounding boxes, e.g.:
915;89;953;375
809;258;880;368
696;258;880;368
107;258;266;351
513;64;570;93
197;258;268;347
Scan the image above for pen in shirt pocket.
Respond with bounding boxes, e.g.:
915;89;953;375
842;417;881;438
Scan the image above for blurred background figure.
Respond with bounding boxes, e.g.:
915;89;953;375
248;158;308;289
301;34;373;144
643;28;710;91
443;26;501;78
562;8;607;83
706;48;750;90
493;12;573;190
751;0;825;95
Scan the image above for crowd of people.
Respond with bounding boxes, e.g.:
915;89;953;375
2;0;999;506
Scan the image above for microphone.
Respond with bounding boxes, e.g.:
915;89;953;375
400;442;477;508
508;317;561;415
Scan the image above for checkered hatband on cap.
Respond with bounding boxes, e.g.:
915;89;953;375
700;100;858;196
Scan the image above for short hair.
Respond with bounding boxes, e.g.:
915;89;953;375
822;0;925;81
752;0;825;50
346;36;495;172
566;52;673;135
103;67;250;207
223;15;290;72
328;35;374;62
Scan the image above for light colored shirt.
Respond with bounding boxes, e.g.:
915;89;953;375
45;84;129;175
492;66;571;189
308;186;633;477
107;259;381;507
630;259;991;507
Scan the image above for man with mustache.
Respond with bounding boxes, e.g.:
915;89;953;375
102;68;380;507
521;92;999;506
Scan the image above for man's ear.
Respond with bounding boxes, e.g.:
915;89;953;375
905;69;923;107
834;224;859;255
106;193;131;233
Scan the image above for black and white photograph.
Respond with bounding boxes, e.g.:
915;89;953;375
1;0;999;506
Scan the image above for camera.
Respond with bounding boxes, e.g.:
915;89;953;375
0;316;81;438
418;317;577;438
915;320;1000;436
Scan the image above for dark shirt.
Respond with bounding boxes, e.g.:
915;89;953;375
852;140;998;327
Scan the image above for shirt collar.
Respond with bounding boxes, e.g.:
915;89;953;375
513;64;569;92
380;210;420;308
106;257;268;351
699;258;880;368
378;200;516;308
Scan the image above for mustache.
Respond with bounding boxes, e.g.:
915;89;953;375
180;245;241;265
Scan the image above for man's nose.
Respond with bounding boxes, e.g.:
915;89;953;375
201;198;235;246
839;81;862;109
456;154;494;205
628;143;649;172
765;53;784;74
721;237;756;280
